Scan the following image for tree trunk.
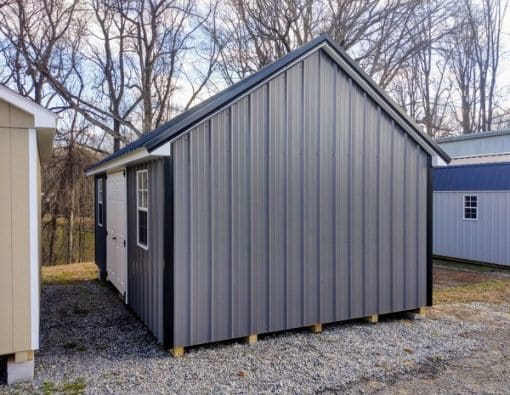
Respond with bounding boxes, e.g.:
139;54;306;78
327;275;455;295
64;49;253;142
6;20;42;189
67;184;75;264
48;216;57;265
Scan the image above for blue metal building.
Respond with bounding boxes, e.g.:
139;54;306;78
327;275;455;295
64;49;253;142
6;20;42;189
434;132;510;266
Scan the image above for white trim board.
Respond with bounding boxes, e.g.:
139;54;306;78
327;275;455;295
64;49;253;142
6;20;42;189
86;142;171;176
28;128;39;349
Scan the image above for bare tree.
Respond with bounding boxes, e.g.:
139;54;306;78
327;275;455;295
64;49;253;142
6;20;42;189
464;0;506;132
391;0;455;137
213;0;322;83
0;0;81;106
447;0;507;134
87;0;139;151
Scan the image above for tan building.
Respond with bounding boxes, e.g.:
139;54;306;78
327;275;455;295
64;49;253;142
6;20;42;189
0;85;56;384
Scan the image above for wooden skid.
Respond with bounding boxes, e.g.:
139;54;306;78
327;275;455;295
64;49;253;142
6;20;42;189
310;323;322;333
365;314;378;324
170;346;184;358
167;310;427;356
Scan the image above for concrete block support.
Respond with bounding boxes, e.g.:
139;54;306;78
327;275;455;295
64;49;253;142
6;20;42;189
7;351;34;385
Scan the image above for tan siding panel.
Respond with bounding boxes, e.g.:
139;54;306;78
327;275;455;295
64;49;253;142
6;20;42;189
0;99;9;127
9;103;35;129
11;129;31;351
0;130;13;354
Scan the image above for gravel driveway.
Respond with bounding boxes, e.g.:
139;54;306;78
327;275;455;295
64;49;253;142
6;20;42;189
1;265;509;394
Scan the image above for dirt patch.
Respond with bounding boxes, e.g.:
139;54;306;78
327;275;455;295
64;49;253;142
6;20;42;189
42;262;98;285
433;264;510;305
433;266;501;289
434;279;510;305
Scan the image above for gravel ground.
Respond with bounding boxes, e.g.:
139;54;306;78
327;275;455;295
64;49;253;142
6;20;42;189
2;276;509;394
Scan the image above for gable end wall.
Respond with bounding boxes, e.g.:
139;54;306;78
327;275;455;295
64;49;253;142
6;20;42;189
171;49;430;347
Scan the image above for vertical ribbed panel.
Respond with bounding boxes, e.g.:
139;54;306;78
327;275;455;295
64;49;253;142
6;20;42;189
171;49;430;347
433;191;510;266
127;159;165;343
268;74;286;332
231;97;251;337
285;62;304;328
302;54;320;325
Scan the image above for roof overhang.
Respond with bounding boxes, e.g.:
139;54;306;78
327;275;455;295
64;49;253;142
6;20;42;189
88;34;450;171
143;38;451;163
0;84;56;163
85;142;171;176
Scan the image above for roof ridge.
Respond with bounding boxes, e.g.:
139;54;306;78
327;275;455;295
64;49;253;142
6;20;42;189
88;33;449;172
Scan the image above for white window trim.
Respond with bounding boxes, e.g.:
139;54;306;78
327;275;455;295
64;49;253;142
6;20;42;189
463;194;478;221
136;169;149;250
97;179;104;227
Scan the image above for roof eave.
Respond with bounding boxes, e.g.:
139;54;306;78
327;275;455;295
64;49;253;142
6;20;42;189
92;33;450;169
143;36;450;163
85;142;171;176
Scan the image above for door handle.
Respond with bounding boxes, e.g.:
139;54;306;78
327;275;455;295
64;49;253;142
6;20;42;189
112;236;117;240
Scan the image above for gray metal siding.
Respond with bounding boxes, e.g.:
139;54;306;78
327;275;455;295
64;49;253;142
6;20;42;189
438;134;510;158
171;49;429;348
433;191;510;266
127;159;166;342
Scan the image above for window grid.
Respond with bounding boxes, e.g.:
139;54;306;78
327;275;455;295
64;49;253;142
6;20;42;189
136;170;149;249
463;195;478;220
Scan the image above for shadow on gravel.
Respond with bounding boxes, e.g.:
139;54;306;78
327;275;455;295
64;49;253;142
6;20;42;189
40;280;165;362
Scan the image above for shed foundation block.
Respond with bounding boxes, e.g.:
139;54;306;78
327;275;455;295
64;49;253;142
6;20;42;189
310;324;322;333
170;347;184;358
6;351;34;384
365;314;378;324
405;307;426;320
246;334;258;345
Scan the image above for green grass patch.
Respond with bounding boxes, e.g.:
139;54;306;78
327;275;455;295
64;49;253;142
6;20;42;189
42;262;98;285
435;279;510;304
42;378;86;394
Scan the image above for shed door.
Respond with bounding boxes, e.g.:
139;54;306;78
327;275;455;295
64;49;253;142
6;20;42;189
106;170;128;301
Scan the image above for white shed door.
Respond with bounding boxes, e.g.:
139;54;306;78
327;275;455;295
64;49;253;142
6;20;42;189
106;170;128;301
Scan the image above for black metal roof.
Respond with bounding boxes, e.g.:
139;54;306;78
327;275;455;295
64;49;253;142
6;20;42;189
88;33;450;172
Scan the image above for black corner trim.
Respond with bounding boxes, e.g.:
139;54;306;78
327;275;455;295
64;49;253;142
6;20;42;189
163;156;174;349
426;156;433;306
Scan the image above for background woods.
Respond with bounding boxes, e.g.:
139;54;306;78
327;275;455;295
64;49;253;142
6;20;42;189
0;0;508;265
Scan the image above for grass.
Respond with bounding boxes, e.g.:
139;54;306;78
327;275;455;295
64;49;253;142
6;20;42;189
41;378;86;395
41;258;508;305
434;279;510;304
42;262;98;285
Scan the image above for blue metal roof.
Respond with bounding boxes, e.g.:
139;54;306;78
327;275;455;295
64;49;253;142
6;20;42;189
88;33;449;172
434;162;510;191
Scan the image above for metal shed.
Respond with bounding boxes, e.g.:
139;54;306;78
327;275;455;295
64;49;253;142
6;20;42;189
87;34;449;355
433;163;510;267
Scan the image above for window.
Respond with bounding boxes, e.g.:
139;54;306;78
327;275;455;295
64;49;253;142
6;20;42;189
136;170;149;249
464;195;478;220
97;179;104;227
